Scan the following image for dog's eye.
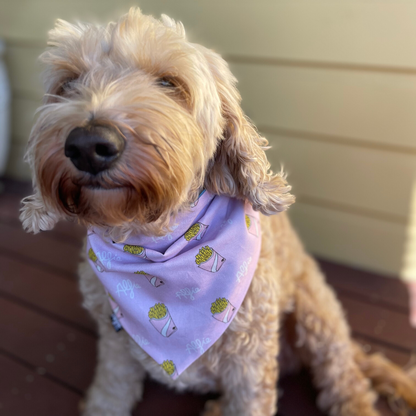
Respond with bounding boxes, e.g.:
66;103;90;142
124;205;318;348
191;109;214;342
157;77;175;88
57;78;76;96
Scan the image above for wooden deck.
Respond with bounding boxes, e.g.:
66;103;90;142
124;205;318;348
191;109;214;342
0;179;415;416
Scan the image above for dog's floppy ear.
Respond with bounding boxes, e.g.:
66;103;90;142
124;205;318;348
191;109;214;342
202;48;295;215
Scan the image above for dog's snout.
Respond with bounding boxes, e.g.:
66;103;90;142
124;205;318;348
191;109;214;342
64;125;125;174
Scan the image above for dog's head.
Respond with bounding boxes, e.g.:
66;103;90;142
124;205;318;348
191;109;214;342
20;8;294;240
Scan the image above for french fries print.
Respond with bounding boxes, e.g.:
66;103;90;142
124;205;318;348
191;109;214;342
123;244;147;258
134;271;164;287
245;214;259;237
161;360;178;378
148;303;177;337
195;246;225;272
211;298;236;323
88;248;106;272
184;222;208;242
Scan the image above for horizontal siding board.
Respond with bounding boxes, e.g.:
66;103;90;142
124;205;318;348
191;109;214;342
4;45;43;97
2;1;416;69
268;134;416;220
289;202;407;276
231;63;416;149
11;97;39;143
5;141;31;180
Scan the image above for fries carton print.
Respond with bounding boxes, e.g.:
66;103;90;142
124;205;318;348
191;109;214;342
88;248;106;272
134;271;164;287
161;360;178;378
149;303;178;337
195;246;225;272
211;298;236;323
184;222;208;242
123;244;147;258
245;214;259;237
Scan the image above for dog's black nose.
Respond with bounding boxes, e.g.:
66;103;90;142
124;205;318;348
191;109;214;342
64;125;125;174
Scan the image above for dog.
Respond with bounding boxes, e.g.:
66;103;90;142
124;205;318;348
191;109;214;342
20;8;416;416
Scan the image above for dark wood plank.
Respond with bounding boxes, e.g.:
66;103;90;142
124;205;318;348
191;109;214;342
0;186;86;242
278;370;396;416
0;221;81;278
0;192;23;218
320;259;408;313
0;178;32;196
133;379;218;416
0;353;81;416
278;370;324;416
375;400;399;416
338;294;416;351
353;336;411;367
0;253;96;333
0;297;96;391
48;220;86;243
0;192;86;243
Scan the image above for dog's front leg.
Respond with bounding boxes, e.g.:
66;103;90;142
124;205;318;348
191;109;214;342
203;300;279;416
294;256;379;416
82;321;146;416
79;257;145;415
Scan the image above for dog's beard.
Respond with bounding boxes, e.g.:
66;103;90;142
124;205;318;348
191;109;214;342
53;164;180;229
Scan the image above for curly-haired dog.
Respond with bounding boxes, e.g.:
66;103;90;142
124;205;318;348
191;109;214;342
20;8;416;416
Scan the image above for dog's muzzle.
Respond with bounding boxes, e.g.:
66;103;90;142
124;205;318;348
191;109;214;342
64;125;125;175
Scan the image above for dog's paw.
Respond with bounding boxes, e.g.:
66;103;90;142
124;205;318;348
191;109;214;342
20;194;59;233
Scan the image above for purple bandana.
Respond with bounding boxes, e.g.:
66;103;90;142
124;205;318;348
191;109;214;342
87;190;261;379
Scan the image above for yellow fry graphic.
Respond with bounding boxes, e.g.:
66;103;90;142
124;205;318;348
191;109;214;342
195;246;213;265
211;298;228;314
245;215;251;229
184;223;201;241
161;360;175;375
88;248;97;262
148;303;167;319
134;271;147;275
123;244;144;255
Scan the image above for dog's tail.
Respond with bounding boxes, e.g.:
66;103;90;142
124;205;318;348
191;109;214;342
353;341;416;413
